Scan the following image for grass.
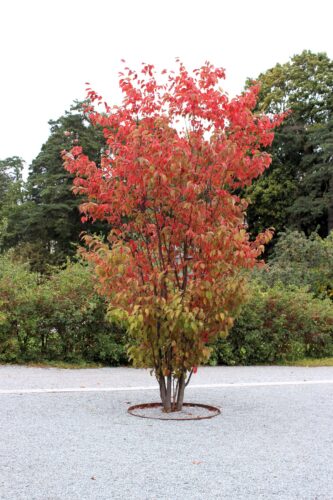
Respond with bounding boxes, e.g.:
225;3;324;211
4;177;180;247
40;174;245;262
0;360;104;369
283;357;333;367
2;358;333;369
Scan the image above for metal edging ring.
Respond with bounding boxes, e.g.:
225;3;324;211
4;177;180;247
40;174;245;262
127;402;221;420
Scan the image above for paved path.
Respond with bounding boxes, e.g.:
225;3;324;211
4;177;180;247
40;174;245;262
1;365;333;499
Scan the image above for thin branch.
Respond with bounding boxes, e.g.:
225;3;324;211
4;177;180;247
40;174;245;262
185;369;194;387
182;239;188;292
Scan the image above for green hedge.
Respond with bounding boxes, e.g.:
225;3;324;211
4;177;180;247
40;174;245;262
1;253;332;366
0;255;127;364
212;284;333;365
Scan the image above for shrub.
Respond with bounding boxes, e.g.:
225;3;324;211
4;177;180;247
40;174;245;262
1;251;332;367
0;254;40;361
0;254;127;364
255;231;333;299
214;283;333;365
40;263;128;364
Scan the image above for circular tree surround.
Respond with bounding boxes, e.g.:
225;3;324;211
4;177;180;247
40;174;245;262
127;402;221;420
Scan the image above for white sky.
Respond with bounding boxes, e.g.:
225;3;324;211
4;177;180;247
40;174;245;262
1;0;332;173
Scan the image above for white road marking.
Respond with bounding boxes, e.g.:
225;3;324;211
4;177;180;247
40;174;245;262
0;379;333;395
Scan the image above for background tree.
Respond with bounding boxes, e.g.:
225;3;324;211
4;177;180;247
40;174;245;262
7;103;107;269
246;51;333;237
254;230;333;299
64;62;283;412
0;156;24;251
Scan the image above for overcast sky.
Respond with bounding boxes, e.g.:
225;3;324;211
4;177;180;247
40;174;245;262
1;0;332;173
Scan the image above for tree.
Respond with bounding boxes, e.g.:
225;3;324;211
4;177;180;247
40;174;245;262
0;156;23;203
255;230;333;299
64;62;283;412
12;103;107;268
0;156;24;251
305;116;333;233
246;51;333;237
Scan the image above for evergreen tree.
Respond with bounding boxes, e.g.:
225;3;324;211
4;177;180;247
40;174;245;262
0;156;25;251
246;51;333;237
16;103;107;267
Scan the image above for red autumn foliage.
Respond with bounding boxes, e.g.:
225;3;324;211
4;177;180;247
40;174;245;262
63;61;284;411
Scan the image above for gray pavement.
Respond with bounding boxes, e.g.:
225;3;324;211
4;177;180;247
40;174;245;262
1;365;333;499
1;364;333;391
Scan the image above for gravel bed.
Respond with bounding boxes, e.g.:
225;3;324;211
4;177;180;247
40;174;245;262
0;366;333;499
128;402;221;420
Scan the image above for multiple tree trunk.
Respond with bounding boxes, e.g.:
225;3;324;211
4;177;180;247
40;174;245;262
158;371;188;412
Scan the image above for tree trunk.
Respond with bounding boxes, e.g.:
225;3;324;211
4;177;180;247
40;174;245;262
166;374;172;411
176;373;186;411
159;375;166;403
158;375;172;412
328;177;333;234
158;373;187;412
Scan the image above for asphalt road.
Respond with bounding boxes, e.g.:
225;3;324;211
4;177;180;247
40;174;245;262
1;365;333;500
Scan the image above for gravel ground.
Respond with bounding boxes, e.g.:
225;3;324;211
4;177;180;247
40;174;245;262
1;366;333;499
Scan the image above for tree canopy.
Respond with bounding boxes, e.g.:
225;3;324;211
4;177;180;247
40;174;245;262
4;103;107;269
0;156;24;251
246;50;333;237
64;61;283;411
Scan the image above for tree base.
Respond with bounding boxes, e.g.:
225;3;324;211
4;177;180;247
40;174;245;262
127;402;221;420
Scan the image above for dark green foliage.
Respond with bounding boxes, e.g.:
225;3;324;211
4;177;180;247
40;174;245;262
214;284;333;365
0;255;127;364
0;157;25;251
246;50;333;238
0;156;24;206
255;230;333;299
6;103;109;270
